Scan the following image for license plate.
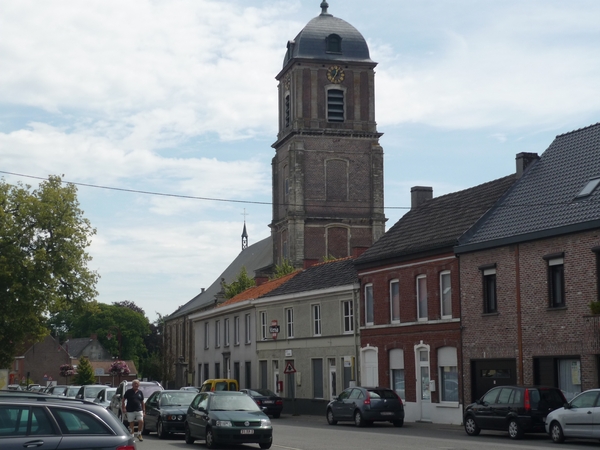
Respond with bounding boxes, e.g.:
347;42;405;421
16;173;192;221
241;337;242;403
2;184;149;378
381;412;394;416
241;429;254;434
263;400;273;404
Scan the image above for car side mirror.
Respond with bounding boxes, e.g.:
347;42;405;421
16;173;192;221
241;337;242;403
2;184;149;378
332;396;339;401
563;403;571;409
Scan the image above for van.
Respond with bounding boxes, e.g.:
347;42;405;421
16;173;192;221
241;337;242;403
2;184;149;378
199;379;239;392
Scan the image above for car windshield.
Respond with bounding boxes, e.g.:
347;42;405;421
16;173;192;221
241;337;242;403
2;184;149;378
160;392;197;406
66;387;81;397
252;389;276;397
85;387;105;398
210;395;261;411
52;387;67;395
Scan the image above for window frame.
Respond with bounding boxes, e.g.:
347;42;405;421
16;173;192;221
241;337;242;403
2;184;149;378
285;307;294;339
204;322;209;349
545;254;565;308
245;313;251;344
390;279;400;323
260;311;267;341
312;304;322;337
440;271;452;319
417;275;428;321
343;300;354;334
214;320;221;348
224;318;230;347
365;283;374;325
234;316;240;346
482;267;497;314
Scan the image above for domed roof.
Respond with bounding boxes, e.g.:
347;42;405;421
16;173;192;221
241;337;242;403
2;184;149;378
283;1;373;68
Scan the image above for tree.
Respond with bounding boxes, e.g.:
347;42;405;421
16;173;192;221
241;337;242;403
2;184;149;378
73;356;95;385
271;259;296;279
222;267;255;299
0;176;98;368
113;300;145;316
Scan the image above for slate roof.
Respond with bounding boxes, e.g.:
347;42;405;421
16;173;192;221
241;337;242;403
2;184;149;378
283;4;373;68
457;122;600;252
166;237;273;321
262;258;358;298
62;338;94;358
355;175;517;267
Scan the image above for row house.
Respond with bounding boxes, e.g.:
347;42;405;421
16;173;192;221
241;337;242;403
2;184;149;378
189;271;297;390
354;165;524;424
456;122;600;404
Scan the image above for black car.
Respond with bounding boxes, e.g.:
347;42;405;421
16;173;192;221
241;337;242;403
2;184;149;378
326;386;404;427
240;389;283;418
184;391;273;449
143;389;198;439
0;391;136;450
464;385;566;439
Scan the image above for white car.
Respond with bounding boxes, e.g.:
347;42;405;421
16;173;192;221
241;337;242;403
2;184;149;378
545;388;600;443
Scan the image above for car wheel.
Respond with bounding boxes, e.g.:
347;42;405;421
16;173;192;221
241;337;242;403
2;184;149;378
205;428;217;449
393;419;404;427
157;420;168;439
508;419;524;439
550;421;565;443
184;424;195;445
464;416;481;436
272;412;281;419
259;442;272;449
354;410;365;427
326;409;338;425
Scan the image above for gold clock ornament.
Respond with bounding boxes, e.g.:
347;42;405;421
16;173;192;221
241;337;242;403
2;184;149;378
327;65;345;84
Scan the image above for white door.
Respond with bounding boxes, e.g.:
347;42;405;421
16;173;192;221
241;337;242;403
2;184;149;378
417;348;432;421
363;348;378;387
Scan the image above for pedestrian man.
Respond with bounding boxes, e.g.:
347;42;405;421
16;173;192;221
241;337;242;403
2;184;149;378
122;379;145;441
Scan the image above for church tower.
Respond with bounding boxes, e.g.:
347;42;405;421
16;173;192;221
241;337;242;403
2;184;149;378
270;1;386;267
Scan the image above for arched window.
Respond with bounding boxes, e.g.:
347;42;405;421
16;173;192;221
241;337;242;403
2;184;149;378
326;34;342;53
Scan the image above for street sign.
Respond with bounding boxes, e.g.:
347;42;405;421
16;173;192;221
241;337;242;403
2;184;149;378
284;362;296;374
270;320;279;339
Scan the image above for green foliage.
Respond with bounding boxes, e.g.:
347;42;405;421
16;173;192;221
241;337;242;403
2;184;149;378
222;267;255;299
270;259;295;280
0;176;98;368
322;254;337;262
72;356;95;385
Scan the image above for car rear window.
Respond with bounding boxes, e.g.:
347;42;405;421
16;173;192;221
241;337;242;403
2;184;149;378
368;389;398;399
52;408;112;435
537;388;567;408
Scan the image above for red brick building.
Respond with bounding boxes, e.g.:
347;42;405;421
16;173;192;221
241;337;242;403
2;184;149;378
456;123;600;404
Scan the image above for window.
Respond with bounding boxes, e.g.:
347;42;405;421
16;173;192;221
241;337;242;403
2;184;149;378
417;275;428;321
482;267;497;313
204;322;209;349
224;318;230;347
438;347;458;402
245;313;251;344
343;300;354;333
260;312;267;340
327;89;344;122
576;177;600;198
215;320;221;348
53;408;111;435
312;304;322;336
365;284;374;325
234;316;240;345
215;362;220;379
245;361;251;388
285;94;291;127
312;359;324;398
595;247;600;302
326;33;342;53
203;364;209;382
440;271;452;318
545;254;565;308
285;308;294;338
390;280;400;323
389;349;405;400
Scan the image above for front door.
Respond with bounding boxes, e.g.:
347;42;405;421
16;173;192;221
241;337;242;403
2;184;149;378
329;358;337;401
417;348;431;421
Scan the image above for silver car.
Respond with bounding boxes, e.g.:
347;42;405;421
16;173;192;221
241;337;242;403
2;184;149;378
545;388;600;443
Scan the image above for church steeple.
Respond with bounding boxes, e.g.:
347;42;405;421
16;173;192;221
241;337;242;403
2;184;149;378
270;4;386;268
241;209;249;250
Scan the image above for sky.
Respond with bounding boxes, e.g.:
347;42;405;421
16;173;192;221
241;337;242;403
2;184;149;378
1;0;600;323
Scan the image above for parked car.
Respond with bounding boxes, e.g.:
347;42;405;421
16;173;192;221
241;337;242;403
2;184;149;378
199;378;239;392
143;389;198;438
545;388;600;443
75;384;108;401
326;386;404;427
64;385;82;398
46;385;69;396
184;391;273;449
109;380;163;422
4;385;23;391
464;385;566;439
0;391;137;450
94;387;117;410
180;386;200;392
240;388;283;418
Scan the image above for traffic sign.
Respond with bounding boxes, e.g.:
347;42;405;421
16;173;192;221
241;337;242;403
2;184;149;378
270;320;279;339
284;362;296;374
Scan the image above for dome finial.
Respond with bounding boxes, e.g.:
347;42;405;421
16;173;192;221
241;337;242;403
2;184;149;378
320;1;330;16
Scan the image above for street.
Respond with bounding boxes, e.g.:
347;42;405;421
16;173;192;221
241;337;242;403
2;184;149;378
136;415;599;450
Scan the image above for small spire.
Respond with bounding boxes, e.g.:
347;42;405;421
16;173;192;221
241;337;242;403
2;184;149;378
320;1;330;16
241;209;249;250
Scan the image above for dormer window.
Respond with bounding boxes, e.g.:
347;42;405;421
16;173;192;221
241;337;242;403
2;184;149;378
576;177;600;199
326;34;342;53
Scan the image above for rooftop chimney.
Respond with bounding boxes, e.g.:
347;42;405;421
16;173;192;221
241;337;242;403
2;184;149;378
516;152;539;178
411;186;433;210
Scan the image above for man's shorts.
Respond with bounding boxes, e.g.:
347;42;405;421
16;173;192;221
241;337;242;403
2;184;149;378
126;411;144;422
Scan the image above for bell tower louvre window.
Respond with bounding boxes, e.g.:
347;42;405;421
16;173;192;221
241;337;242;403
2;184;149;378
285;94;291;128
327;89;344;122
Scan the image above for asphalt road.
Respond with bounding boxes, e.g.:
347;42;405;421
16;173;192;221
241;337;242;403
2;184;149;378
136;414;599;450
